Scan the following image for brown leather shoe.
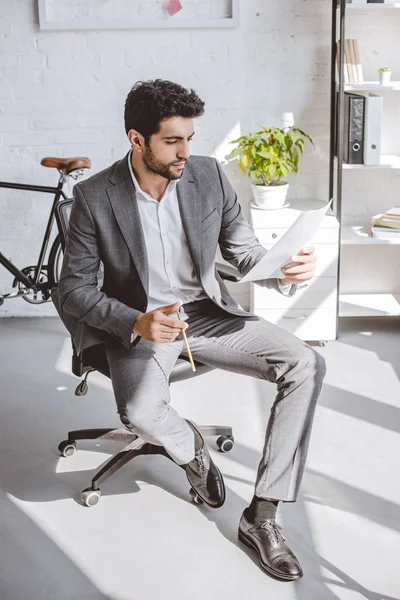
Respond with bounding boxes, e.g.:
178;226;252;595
238;513;303;581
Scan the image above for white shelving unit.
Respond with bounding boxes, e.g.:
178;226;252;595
346;3;400;9
334;1;400;319
339;293;400;316
335;154;400;169
344;81;400;91
341;226;400;245
342;154;400;169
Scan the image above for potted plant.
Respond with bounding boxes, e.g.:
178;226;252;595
378;66;391;85
231;126;313;209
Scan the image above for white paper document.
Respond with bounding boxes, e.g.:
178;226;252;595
239;200;333;283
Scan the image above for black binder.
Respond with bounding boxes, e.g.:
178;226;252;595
343;92;365;165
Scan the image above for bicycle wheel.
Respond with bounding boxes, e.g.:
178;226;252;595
48;234;63;286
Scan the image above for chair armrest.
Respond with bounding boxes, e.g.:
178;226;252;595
215;261;242;282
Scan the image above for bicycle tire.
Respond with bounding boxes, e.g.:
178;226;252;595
47;234;63;286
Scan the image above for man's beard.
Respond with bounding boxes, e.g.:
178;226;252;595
142;144;183;181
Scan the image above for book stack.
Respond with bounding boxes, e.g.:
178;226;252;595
371;207;400;238
346;1;392;4
336;39;363;84
345;2;394;6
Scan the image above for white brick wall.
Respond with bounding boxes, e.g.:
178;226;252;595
0;0;332;316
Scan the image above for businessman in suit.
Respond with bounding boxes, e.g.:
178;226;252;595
56;79;326;581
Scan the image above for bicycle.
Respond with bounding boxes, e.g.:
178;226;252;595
0;156;91;306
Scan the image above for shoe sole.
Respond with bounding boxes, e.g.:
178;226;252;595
238;530;303;582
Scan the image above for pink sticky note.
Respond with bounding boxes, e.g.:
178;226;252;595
164;0;183;17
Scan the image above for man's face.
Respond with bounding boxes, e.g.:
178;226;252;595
142;116;194;180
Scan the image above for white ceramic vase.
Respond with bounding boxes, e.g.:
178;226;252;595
379;71;391;86
251;182;289;210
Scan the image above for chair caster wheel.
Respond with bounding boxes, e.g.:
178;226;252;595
58;440;76;457
189;488;204;505
81;488;101;507
216;435;234;453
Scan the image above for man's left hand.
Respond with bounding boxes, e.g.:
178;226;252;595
279;246;317;286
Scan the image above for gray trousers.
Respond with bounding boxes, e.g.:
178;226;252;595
106;299;326;502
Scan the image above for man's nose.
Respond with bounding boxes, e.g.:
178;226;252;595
178;142;191;160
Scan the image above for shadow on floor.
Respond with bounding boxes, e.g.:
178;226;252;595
338;316;400;379
0;489;111;600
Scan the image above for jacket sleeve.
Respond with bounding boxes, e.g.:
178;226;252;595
215;159;296;297
58;184;141;350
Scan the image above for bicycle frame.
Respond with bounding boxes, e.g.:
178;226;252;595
0;179;68;289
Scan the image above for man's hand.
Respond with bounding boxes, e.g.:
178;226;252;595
279;246;317;286
133;301;188;343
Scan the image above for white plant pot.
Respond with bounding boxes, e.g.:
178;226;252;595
251;182;289;210
379;71;391;86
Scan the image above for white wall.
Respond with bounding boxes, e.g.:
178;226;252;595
0;0;332;316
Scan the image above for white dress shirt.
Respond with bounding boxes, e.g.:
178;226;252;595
128;152;207;313
128;153;291;345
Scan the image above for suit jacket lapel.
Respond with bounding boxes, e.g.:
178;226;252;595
106;155;149;295
176;162;202;279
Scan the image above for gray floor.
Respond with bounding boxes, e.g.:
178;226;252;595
0;316;399;600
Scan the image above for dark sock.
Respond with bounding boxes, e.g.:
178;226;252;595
244;496;279;524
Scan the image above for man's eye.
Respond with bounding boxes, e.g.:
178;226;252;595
166;141;176;145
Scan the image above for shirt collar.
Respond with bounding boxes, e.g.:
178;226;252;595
128;150;179;202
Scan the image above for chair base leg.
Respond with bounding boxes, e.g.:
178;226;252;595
68;428;137;444
59;423;234;501
196;425;233;438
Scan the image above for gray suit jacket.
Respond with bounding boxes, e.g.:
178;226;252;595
54;154;293;355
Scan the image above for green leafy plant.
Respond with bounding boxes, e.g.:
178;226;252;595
231;126;313;187
378;66;391;72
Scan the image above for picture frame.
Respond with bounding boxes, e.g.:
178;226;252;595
38;0;240;31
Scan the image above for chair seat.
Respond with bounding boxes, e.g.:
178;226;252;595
170;358;214;383
79;343;214;383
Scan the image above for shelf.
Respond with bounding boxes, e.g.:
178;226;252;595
343;81;400;91
341;225;400;244
339;293;400;317
346;3;400;8
341;154;400;169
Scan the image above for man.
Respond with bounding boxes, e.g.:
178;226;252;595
57;79;326;581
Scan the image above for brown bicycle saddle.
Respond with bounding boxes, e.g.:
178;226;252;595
41;157;91;174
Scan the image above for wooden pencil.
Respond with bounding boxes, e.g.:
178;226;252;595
177;310;196;372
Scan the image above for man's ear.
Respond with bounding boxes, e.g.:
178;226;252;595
128;129;144;152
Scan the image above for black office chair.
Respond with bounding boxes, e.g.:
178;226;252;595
54;199;236;507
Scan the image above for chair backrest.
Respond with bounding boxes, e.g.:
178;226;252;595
55;199;73;252
54;198;111;377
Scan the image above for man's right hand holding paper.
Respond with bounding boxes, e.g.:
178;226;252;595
279;246;317;286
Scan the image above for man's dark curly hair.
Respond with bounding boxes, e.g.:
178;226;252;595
124;79;205;143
